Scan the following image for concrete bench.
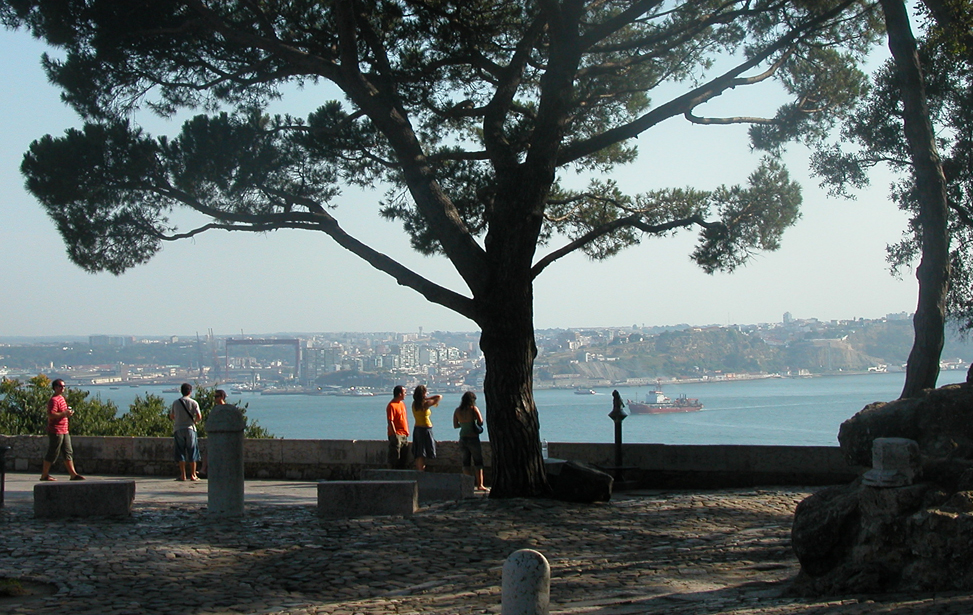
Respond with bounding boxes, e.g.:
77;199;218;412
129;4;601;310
360;469;473;504
34;480;136;518
317;480;417;518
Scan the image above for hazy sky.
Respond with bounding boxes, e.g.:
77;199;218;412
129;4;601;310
0;26;920;338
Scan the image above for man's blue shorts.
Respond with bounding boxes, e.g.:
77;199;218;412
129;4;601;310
173;428;201;462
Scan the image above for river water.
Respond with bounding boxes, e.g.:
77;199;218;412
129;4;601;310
84;371;968;446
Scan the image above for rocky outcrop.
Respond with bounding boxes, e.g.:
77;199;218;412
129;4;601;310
792;382;973;594
838;383;973;471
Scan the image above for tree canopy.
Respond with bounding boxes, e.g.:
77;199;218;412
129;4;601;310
2;0;884;496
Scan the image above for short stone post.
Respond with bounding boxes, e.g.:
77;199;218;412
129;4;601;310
502;549;550;615
862;437;920;487
0;446;10;508
207;405;246;516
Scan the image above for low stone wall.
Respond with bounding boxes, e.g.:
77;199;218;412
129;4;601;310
0;435;487;480
0;435;862;486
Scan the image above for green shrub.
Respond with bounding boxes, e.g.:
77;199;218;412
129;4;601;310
0;376;274;438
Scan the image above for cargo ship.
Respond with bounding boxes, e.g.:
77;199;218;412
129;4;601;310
627;388;703;414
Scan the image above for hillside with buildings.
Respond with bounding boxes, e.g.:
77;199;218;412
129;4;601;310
534;314;973;387
1;314;971;391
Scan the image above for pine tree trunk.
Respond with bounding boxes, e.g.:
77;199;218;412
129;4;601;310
477;169;551;498
881;0;951;398
479;286;550;499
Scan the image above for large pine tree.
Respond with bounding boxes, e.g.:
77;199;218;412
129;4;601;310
2;0;881;496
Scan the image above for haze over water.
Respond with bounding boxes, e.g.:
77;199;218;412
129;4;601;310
87;371;968;446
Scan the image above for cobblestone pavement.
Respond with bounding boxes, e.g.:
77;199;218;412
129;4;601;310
2;478;972;614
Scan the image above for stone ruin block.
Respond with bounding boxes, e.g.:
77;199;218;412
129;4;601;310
360;469;473;503
317;480;417;517
34;480;136;518
862;437;920;487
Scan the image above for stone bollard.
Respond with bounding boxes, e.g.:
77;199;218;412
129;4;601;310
502;549;550;615
207;405;246;516
0;446;10;508
862;437;920;487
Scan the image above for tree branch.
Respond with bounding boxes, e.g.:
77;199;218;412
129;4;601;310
483;14;549;172
578;0;667;50
949;201;973;229
581;0;759;55
145;191;478;320
558;2;854;166
329;0;490;296
684;112;779;125
531;214;722;278
180;0;341;81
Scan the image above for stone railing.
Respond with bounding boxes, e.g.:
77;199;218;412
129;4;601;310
0;435;862;487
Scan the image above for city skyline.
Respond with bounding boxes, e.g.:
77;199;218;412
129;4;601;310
5;314;957;391
1;26;921;338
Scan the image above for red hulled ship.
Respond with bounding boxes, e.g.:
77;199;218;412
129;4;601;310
627;388;703;414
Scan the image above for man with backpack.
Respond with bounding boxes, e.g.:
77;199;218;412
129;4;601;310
170;383;202;481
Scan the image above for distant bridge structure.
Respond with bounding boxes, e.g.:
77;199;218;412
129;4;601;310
225;338;302;379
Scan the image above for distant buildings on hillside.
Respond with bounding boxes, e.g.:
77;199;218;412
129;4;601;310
7;312;964;393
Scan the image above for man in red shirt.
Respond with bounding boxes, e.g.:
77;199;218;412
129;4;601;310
386;385;410;469
39;379;85;481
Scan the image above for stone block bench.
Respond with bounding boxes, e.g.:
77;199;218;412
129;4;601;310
317;480;417;518
34;480;136;518
360;469;473;504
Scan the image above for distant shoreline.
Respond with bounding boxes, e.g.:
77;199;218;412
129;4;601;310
542;368;931;390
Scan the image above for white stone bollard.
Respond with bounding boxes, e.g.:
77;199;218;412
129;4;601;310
207;405;246;516
862;437;920;487
502;549;550;615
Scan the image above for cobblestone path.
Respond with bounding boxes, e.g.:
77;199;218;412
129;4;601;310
2;488;971;614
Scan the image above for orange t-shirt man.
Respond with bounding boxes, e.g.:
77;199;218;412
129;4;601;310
387;398;409;437
386;386;410;469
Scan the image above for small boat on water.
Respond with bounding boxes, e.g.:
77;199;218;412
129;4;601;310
336;387;376;396
627;388;703;414
574;388;597;395
228;382;264;394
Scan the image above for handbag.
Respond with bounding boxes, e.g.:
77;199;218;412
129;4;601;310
474;421;484;435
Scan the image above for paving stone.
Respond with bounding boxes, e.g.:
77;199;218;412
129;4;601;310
3;484;973;614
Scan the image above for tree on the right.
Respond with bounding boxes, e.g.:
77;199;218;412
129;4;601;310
811;0;973;398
